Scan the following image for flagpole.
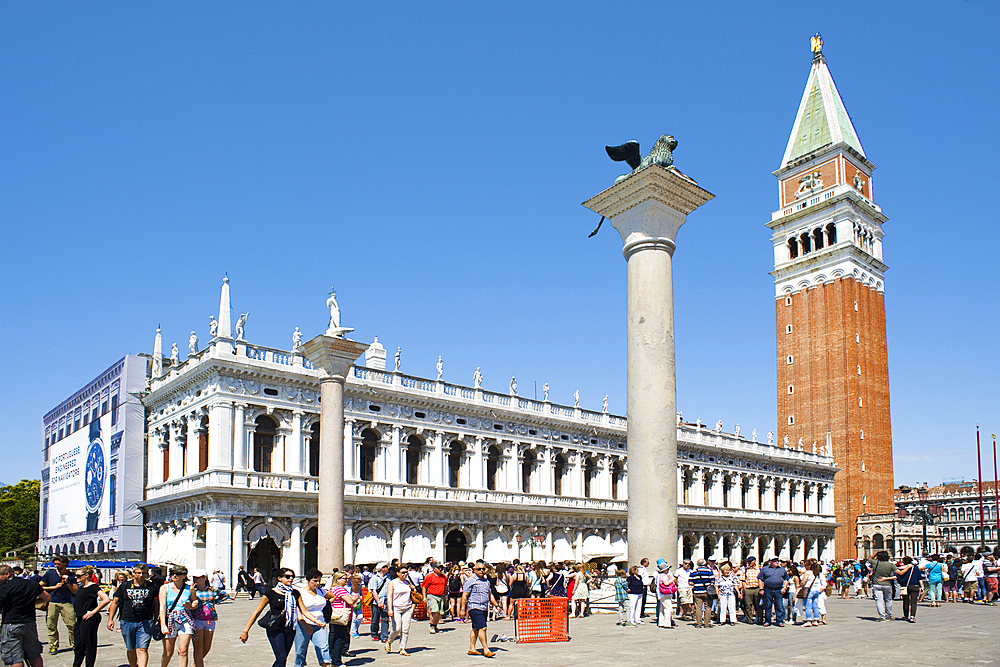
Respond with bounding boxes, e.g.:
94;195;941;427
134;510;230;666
977;425;985;550
993;433;998;549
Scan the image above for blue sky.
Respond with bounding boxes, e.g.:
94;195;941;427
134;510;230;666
2;2;997;488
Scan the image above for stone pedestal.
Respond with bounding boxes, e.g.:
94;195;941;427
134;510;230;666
583;165;713;567
301;334;368;573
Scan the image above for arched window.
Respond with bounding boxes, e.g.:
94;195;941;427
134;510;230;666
812;228;824;250
552;454;566;495
583;457;597;498
486;445;501;491
959;527;966;541
826;223;837;245
253;416;276;473
521;450;535;494
787;237;799;259
309;423;320;477
959;507;966;522
873;533;884;550
448;441;463;488
359;429;379;482
198;416;209;472
610;461;622;500
949;508;957;522
800;232;812;254
406;435;422;485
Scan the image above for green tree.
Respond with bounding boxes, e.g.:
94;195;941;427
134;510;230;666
0;479;40;554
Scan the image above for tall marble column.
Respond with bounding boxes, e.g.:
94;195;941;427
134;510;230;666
585;162;713;564
302;334;367;572
233;404;248;470
231;517;244;579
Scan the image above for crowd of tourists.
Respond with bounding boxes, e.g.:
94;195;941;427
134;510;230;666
1;549;998;667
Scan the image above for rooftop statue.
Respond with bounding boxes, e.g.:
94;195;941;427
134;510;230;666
324;287;354;338
188;331;198;355
209;315;218;338
235;313;248;341
589;134;678;237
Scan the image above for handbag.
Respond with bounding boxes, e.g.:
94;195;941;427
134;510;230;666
705;583;718;599
329;605;352;626
154;583;185;640
410;590;425;605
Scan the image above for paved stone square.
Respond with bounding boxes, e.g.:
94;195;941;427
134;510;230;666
39;596;998;666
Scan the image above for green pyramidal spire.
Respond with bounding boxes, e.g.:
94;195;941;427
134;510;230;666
781;35;865;168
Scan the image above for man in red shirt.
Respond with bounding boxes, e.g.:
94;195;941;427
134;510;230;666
422;562;448;633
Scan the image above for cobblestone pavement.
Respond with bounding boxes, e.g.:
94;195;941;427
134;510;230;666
38;596;998;667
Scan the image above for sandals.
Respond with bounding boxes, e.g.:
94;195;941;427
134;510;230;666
468;650;483;656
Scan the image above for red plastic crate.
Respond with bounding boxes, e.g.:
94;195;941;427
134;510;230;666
515;597;569;643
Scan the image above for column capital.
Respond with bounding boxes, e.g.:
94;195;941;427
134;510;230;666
301;335;368;382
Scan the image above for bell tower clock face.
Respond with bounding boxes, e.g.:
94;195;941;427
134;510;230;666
85;421;106;529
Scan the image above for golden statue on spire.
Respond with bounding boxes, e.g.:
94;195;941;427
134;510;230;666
811;33;824;61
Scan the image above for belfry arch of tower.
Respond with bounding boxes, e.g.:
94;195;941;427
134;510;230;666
767;35;894;559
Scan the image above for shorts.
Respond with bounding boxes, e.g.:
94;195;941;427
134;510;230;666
963;581;978;595
987;578;999;594
167;619;196;637
677;586;694;604
120;619;155;650
425;594;445;615
0;622;43;666
193;619;216;632
468;608;487;631
943;580;958;592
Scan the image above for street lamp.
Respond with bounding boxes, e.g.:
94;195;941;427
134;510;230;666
898;486;944;555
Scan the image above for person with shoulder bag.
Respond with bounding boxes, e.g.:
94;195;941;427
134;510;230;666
292;569;332;667
327;571;359;667
367;562;390;643
653;560;677;628
894;557;922;622
240;568;322;667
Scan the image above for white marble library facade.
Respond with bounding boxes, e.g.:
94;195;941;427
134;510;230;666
141;294;838;578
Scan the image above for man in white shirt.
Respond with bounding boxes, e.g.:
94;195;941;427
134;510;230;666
606;562;618;579
674;561;694;620
961;556;983;602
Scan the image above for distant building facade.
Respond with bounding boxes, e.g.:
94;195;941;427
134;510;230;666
137;280;838;581
40;355;150;560
770;38;894;558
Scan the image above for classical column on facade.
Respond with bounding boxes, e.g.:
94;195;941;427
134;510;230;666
473;527;485;561
692;468;706;507
289;411;304;475
281;520;302;573
538;447;552;496
301;334;367;573
584;162;713;567
431;431;445;487
472;437;485;490
676;532;684;566
149;427;165;486
678;466;688;505
205;516;231;578
344;522;354;565
730;533;744;565
185;415;200;476
208;402;233;469
502;442;516;492
343;420;356;479
168;420;185;481
694;533;706;562
274;416;290;475
231;517;244;579
434;525;445;562
388;427;402;484
390;523;402;561
233;403;248;470
760;477;774;512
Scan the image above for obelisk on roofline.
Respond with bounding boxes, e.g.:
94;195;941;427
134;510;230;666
302;288;367;572
583;146;713;567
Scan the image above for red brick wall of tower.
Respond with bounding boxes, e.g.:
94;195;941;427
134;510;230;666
776;277;894;559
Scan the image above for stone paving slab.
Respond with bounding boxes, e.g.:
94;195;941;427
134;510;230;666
38;596;998;666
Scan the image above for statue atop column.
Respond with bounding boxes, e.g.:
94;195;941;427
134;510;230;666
325;288;354;338
170;343;179;365
542;383;549;401
602;395;609;413
394;347;401;372
573;390;580;408
292;327;302;350
510;377;517;396
473;367;483;388
436;356;443;381
188;331;198;355
209;316;218;338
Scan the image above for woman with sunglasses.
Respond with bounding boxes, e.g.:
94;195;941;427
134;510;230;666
240;568;324;667
159;566;198;667
188;569;225;667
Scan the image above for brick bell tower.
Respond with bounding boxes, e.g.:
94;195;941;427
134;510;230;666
769;35;894;559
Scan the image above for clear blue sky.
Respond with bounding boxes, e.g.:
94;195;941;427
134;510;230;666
2;2;997;488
